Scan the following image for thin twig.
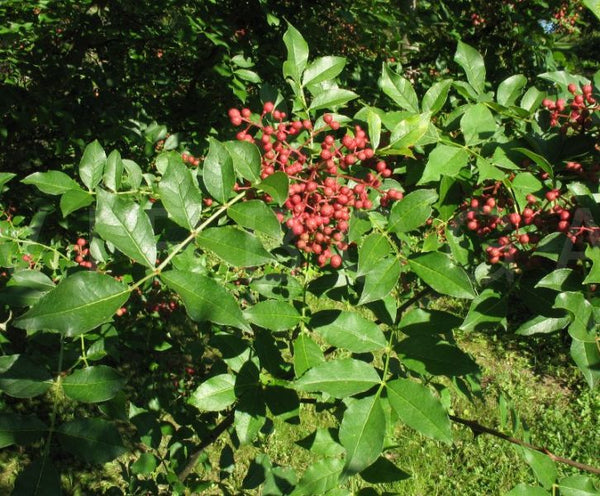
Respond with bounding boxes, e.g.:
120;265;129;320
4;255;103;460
177;411;235;482
394;287;432;325
449;414;600;475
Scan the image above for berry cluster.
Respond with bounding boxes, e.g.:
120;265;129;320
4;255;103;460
542;83;598;133
181;152;201;167
228;103;403;267
73;238;94;269
141;279;179;316
552;1;582;33
470;13;486;27
460;182;600;266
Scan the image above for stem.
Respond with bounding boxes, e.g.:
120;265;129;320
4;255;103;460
450;414;600;476
130;192;246;292
394;287;432;325
44;336;65;458
80;335;89;367
34;335;66;494
0;235;72;263
177;411;235;482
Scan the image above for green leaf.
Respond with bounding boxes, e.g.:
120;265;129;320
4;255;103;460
189;374;236;411
244;300;302;332
235;362;265;444
0;413;47;448
22;171;81;195
422;79;453;115
59;188;93;217
408;251;475;299
57;418;126;464
395;335;479;376
515;315;570;336
0;172;16;191
454;41;486;94
339;395;386;475
453;80;481;101
0;355;52;398
558;475;600;495
554;292;596;342
224;140;262;184
251;273;303;301
196;226;274;267
10;269;55;291
95;189;157;268
359;257;401;305
293;334;324;378
158;153;203;230
584;245;600;284
360;457;410;483
477;156;504;181
570;338;600;389
79;140;107;190
203;138;235;204
378;64;419;113
366;108;382;150
283;23;309;83
259;171;289;206
303;56;346;87
122;159;143;189
520;86;546;113
309;88;359;111
461;103;496;145
583;0;600;20
538;71;589;89
14;271;129;337
131;453;158;475
62;365;126;403
399;308;462;336
505;484;551;496
389;189;438;232
311;310;386;353
12;458;61;496
358;233;392;276
512;148;554;180
386;378;452;443
388;112;430;150
296;428;345;457
234;68;261;83
295;358;381;398
103;149;123;191
519;447;557;490
161;270;249;331
497;74;528;106
291;458;344;496
228;200;282;239
460;289;507;332
420;144;470;184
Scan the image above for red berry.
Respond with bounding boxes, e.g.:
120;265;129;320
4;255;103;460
76;238;87;247
467;220;479;231
509;213;521;226
330;254;342;268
